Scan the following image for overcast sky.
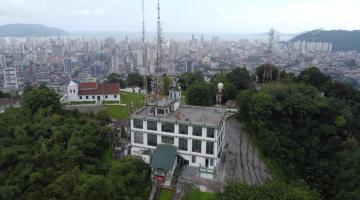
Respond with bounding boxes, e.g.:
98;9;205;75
0;0;358;33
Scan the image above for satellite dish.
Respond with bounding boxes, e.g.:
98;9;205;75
217;82;224;91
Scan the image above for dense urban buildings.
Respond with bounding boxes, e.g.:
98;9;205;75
0;33;359;94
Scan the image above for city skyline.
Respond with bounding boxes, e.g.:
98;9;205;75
0;0;358;33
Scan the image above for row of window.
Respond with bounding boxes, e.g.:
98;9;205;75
133;132;214;155
191;156;214;167
133;119;215;138
69;89;76;93
79;95;117;100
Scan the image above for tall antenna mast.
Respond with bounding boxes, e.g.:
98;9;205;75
155;0;162;97
263;28;274;82
142;0;148;103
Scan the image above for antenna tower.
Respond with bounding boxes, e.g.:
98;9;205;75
263;28;275;82
142;0;148;103
155;0;163;97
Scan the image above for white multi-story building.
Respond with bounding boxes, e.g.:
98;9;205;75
3;67;18;91
130;87;226;180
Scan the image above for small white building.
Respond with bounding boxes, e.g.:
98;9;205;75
64;81;120;103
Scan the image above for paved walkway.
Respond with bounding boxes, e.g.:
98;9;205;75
218;116;271;186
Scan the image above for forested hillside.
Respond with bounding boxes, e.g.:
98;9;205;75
178;66;360;199
290;29;360;52
0;87;151;200
236;67;360;199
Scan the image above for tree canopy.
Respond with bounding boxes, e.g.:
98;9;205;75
0;87;151;200
237;67;360;200
217;182;321;200
186;81;213;106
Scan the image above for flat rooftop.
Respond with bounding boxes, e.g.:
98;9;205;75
134;105;226;127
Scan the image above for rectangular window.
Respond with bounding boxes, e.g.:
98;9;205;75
158;109;164;115
133;119;143;129
161;136;174;144
207;128;215;138
147;120;157;131
134;132;143;144
86;96;89;99
147;134;157;146
192;126;202;137
79;96;82;99
192;140;202;153
179;124;188;135
105;95;108;99
162;122;174;133
114;95;117;98
210;158;214;166
206;142;214;155
92;96;95;99
192;156;196;163
179;138;188;151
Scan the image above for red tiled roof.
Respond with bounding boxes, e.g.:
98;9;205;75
78;83;120;95
79;82;98;89
0;98;16;106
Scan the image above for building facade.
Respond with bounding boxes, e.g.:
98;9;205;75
130;88;226;179
65;81;120;103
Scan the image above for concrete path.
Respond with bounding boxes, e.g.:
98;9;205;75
218;116;271;186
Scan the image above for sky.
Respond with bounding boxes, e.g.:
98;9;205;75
0;0;358;33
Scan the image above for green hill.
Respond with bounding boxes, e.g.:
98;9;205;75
290;29;360;52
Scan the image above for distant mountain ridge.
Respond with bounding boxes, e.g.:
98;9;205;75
0;24;68;37
290;29;360;52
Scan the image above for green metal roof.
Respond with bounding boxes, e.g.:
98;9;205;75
150;144;177;171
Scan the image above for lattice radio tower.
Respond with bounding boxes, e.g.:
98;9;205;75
155;0;163;98
141;0;148;103
263;28;275;82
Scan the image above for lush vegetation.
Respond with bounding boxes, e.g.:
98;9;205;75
216;182;320;200
236;66;360;199
186;81;213;106
0;87;151;200
183;68;251;106
159;189;172;200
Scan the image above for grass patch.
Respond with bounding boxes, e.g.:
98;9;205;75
182;188;215;200
102;92;144;120
159;189;172;200
121;92;144;108
103;105;129;120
